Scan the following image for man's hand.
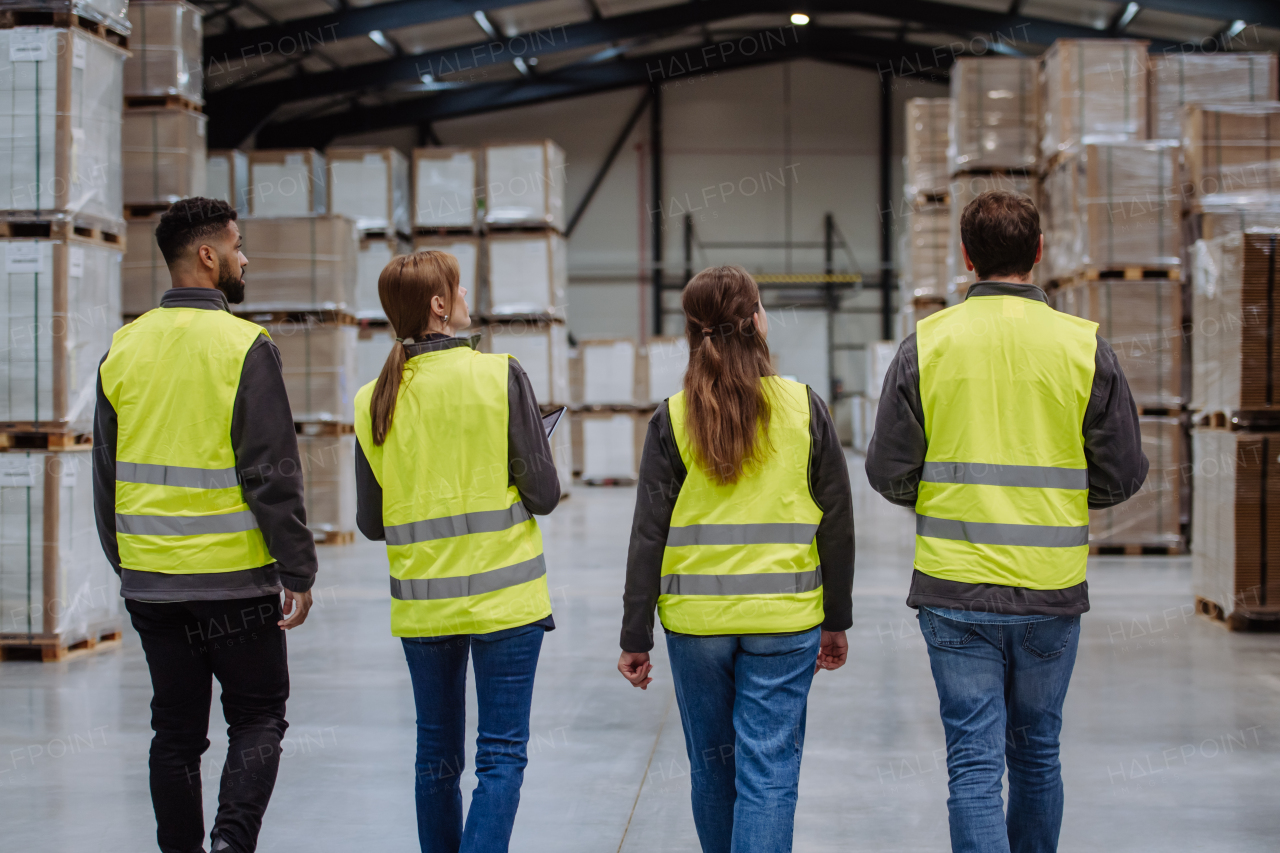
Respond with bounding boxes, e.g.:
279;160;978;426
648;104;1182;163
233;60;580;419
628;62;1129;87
618;651;653;689
816;630;848;672
279;589;313;630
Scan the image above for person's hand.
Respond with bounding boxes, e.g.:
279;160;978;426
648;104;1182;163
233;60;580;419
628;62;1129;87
816;630;848;672
618;651;653;689
279;589;313;630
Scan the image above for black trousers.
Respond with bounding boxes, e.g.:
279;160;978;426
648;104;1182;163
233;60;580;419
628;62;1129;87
126;595;290;853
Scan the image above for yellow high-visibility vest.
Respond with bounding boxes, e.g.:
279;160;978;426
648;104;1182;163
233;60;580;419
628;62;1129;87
914;294;1098;589
659;376;824;635
354;345;550;637
99;307;274;573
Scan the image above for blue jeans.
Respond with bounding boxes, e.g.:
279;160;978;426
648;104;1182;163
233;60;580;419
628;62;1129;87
918;608;1080;853
402;624;544;853
665;628;821;853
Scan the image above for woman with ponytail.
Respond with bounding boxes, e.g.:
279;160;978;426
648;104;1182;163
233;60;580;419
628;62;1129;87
617;266;854;853
352;251;560;853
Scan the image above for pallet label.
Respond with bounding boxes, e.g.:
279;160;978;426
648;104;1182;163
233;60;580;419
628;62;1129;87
5;242;44;274
0;456;39;488
72;37;86;70
9;30;47;62
68;245;84;278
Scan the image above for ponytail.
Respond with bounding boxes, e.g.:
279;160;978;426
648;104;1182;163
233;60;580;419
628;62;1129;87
370;339;408;445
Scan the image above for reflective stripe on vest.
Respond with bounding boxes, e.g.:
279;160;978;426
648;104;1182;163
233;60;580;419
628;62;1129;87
99;308;273;574
658;377;825;636
914;294;1098;590
355;345;551;638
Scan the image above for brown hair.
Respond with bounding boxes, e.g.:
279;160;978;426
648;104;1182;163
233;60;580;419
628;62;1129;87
680;266;775;485
959;190;1040;280
370;251;460;445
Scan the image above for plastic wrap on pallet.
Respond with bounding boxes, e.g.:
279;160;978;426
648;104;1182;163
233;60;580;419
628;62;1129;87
353;235;409;321
580;338;642;406
484;141;565;231
206;149;250;215
1057;280;1182;409
298;434;355;536
122;107;207;205
946;171;1038;297
1191;230;1280;413
1089;416;1183;548
0;27;124;231
643;336;688;404
413;147;479;229
248;149;327;216
0;239;120;433
577;410;646;482
1041;39;1149;160
948;57;1039;173
482;322;569;406
1149;53;1277;141
268;323;358;423
327;147;410;236
1182;103;1280;208
1192;429;1280;620
487;231;566;317
1195;207;1280;240
550;410;572;497
122;215;165;315
0;0;130;34
0;451;120;641
904;98;950;205
411;234;479;319
903;205;948;298
235;216;358;313
124;1;203;103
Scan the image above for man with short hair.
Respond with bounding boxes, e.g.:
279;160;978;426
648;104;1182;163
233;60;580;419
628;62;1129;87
94;197;317;853
866;190;1147;853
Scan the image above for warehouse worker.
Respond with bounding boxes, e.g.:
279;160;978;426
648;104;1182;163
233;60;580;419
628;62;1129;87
93;197;317;853
353;251;560;853
866;190;1147;853
617;266;854;853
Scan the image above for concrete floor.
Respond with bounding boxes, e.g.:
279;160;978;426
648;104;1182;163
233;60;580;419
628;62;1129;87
3;454;1280;852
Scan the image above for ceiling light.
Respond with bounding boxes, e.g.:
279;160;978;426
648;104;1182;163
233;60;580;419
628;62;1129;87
1116;3;1140;30
1226;19;1247;39
790;13;810;26
368;29;392;51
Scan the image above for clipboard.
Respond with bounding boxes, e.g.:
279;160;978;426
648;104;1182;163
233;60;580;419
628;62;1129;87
542;406;567;438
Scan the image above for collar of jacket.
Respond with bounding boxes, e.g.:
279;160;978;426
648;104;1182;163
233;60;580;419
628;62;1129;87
404;333;481;357
160;287;232;312
964;281;1049;304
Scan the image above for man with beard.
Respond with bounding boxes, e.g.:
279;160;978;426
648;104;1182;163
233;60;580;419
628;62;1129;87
93;197;317;853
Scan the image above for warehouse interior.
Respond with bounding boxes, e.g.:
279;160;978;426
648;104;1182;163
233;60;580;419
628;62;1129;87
3;0;1280;850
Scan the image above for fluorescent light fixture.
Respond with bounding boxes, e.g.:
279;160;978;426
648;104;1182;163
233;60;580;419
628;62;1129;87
790;12;810;25
527;56;539;66
473;10;499;39
1117;2;1140;29
1226;19;1247;38
368;29;392;51
513;56;530;76
420;72;434;84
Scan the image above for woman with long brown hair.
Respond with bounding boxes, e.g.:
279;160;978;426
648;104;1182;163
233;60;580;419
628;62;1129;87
352;251;561;853
617;265;854;852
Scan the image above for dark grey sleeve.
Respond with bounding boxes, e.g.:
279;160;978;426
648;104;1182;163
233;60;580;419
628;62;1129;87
621;402;685;653
864;335;927;508
232;335;318;593
1084;336;1150;508
808;388;854;632
92;353;121;575
508;359;560;515
354;439;384;541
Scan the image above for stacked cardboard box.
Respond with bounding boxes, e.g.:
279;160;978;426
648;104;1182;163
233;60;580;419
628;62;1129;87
328;147;411;322
900;98;950;336
1089;416;1184;550
905;98;950;207
1149;53;1278;140
414;147;480;231
1041;39;1149;163
207;149;249;214
1182;103;1280;208
248;149;326;216
124;0;202;104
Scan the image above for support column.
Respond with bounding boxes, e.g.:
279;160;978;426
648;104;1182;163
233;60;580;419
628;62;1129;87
650;85;663;339
879;78;894;341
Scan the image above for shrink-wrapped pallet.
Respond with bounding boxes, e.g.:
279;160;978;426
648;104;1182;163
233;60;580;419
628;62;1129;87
579;339;642;406
1041;39;1149;160
207;149;250;215
643;336;688;404
356;324;394;391
0;450;121;654
235;216;357;313
327;147;410;236
414;147;479;229
482;321;569;406
904;98;950;205
248;149;326;216
1182;103;1280;208
353;235;410;320
550;410;572;496
122;107;207;205
411;234;479;317
1190;230;1280;413
0;237;120;433
1056;280;1182;409
267;322;358;422
484;141;565;231
124;0;203;103
0;0;129;33
0;27;125;231
297;434;355;537
904;205;948;298
946;172;1037;297
574;410;648;483
122;215;166;315
948;57;1039;173
1192;429;1280;623
1088;416;1183;548
1194;207;1280;240
486;231;566;317
1149;53;1277;141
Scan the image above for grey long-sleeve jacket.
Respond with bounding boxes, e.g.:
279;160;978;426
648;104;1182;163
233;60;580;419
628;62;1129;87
354;333;560;631
621;386;855;653
93;287;319;601
865;281;1148;615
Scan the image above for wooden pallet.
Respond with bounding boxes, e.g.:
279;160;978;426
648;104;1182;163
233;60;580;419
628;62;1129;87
296;421;355;437
1193;411;1280;431
124;203;172;220
357;228;412;243
0;628;123;663
234;309;357;327
481;312;566;326
1194;597;1280;632
0;10;128;48
0;431;91;450
124;94;202;113
1077;266;1182;282
312;529;355;545
910;191;949;209
1089;542;1187;556
0;218;125;251
413;226;481;238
